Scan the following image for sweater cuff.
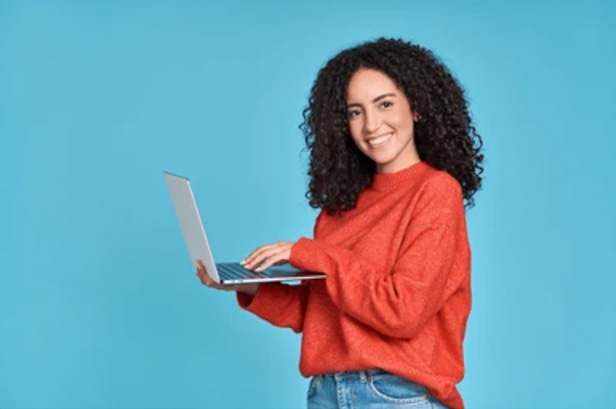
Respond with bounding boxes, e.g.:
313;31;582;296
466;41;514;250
290;237;325;273
236;283;269;312
236;289;258;310
235;282;288;314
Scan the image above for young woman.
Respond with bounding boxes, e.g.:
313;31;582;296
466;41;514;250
196;38;484;409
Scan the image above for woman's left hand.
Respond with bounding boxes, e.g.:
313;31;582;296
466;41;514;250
241;240;295;272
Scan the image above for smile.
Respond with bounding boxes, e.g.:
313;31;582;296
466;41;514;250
366;133;393;148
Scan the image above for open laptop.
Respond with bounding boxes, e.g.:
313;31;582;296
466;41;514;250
164;171;326;285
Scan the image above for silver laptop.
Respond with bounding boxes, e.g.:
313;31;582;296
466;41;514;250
164;171;326;284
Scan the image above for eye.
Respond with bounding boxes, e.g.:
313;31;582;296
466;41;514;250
380;101;393;109
347;109;361;118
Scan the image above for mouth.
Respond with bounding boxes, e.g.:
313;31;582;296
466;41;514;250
366;132;393;148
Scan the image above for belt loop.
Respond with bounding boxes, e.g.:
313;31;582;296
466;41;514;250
359;371;367;382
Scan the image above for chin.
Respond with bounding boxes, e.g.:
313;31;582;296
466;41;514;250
368;152;395;167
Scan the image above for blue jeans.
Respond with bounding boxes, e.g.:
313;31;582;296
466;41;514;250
307;369;450;409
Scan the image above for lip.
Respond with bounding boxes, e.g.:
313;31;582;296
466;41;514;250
365;132;393;142
365;132;393;148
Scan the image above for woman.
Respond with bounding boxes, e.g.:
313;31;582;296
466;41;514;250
196;38;484;409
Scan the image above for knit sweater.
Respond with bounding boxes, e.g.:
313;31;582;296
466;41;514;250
236;161;471;409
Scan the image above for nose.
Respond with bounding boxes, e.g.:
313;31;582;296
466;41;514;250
363;109;382;135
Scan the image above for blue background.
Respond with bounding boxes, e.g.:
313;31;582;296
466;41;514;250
1;1;615;408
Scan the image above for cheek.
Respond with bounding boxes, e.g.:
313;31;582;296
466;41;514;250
407;120;415;138
392;112;414;137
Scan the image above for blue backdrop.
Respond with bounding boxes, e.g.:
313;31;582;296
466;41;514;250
1;1;615;408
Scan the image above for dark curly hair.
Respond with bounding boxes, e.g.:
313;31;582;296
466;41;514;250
300;38;484;216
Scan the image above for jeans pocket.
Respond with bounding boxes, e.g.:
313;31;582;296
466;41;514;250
307;375;319;399
368;373;429;405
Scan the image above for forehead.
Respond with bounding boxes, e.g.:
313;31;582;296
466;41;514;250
347;68;400;101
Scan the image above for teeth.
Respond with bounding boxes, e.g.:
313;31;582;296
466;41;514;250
367;133;391;147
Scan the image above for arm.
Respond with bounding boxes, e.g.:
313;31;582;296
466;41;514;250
289;175;470;339
234;213;326;333
236;281;309;333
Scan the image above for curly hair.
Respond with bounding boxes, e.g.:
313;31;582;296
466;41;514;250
300;38;484;216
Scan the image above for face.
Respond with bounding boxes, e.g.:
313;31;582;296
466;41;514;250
346;68;420;174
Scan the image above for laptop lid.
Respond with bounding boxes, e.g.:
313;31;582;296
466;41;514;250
164;172;222;283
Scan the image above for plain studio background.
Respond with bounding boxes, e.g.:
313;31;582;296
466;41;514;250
1;1;614;408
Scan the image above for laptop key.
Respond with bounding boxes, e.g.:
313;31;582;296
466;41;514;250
218;263;262;279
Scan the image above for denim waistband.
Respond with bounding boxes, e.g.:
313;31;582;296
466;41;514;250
320;368;389;381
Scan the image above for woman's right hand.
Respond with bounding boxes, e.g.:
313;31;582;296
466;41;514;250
195;259;259;296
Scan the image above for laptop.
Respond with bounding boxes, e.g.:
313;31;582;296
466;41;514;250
163;171;326;285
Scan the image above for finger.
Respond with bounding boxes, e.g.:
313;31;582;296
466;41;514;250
206;279;221;289
199;271;221;289
195;262;216;287
196;266;209;283
243;241;292;267
196;259;207;273
248;243;293;271
245;248;282;271
254;251;288;272
241;243;279;266
195;261;208;278
196;270;208;285
242;244;281;269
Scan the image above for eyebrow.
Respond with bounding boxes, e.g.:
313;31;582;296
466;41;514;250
347;93;397;109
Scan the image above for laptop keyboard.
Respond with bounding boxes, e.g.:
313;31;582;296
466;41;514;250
216;263;274;280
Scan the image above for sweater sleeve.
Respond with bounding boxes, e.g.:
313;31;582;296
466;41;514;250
289;175;469;339
234;212;325;333
236;282;309;333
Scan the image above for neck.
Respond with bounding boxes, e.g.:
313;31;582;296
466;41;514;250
376;150;421;174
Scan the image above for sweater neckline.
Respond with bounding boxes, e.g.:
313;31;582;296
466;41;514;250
369;161;429;191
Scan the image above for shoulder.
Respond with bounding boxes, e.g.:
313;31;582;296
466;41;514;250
419;166;462;199
413;166;464;215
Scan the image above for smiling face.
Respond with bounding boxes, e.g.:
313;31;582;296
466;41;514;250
346;68;420;174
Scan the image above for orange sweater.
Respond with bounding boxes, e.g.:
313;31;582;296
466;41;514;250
237;161;471;409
